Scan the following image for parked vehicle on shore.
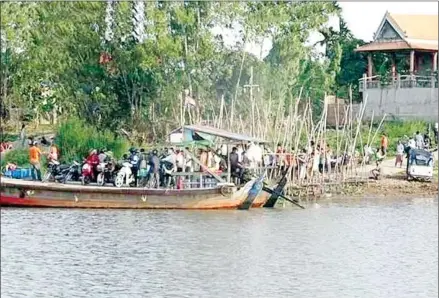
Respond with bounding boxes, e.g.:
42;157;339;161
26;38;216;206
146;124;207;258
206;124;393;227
406;148;434;182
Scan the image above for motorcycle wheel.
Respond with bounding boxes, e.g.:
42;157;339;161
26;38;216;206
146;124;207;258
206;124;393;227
42;172;52;183
114;175;124;188
97;173;105;186
81;176;90;185
63;174;72;184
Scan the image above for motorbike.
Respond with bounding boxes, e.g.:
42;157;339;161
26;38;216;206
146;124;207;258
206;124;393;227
63;161;81;183
81;160;98;185
114;162;136;188
160;160;176;188
96;161;116;186
44;160;80;183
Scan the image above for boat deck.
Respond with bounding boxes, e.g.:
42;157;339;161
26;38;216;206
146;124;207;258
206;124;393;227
0;177;228;195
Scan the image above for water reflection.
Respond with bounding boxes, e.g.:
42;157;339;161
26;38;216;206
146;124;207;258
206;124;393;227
1;198;437;298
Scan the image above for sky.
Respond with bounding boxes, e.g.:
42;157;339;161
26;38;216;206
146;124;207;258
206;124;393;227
244;1;438;59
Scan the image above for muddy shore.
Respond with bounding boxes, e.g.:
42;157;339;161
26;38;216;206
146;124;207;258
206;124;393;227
322;175;438;200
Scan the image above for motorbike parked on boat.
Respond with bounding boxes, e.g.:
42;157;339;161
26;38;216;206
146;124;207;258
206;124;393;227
81;160;97;185
44;160;80;183
96;161;117;186
114;162;136;188
161;160;176;188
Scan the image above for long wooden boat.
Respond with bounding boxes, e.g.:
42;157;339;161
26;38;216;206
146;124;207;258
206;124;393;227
0;176;266;210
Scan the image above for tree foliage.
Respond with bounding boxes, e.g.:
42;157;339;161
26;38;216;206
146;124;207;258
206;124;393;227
1;1;368;138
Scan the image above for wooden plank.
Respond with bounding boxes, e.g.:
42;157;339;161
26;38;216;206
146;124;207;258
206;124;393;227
171;172;228;177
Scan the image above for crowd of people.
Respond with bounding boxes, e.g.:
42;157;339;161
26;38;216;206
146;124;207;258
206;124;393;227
5;121;438;187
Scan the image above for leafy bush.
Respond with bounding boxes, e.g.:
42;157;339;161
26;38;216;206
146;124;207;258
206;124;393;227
381;120;430;155
1;148;30;169
0;148;49;171
324;120;431;156
55;118;130;162
0;133;18;143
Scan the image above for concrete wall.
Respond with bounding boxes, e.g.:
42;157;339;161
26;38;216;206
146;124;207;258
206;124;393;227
361;87;438;121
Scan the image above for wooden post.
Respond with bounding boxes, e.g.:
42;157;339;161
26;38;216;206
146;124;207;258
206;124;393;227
367;53;373;80
243;66;259;137
433;52;438;72
410;50;415;75
227;144;231;183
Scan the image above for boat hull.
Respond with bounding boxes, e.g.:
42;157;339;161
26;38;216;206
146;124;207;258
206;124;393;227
0;178;268;210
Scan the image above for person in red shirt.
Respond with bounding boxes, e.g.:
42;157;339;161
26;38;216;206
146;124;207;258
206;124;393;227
86;149;100;179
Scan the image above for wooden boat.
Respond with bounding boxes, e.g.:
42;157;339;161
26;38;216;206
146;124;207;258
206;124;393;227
0;176;264;210
0;125;295;210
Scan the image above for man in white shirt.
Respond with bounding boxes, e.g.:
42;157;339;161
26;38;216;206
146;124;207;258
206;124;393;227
395;141;404;167
415;131;424;149
175;149;185;172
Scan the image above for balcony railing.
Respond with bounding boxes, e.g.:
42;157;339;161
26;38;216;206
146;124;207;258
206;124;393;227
359;74;438;91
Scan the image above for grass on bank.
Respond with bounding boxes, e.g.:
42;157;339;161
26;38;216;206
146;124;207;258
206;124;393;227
324;120;431;156
1;118;130;169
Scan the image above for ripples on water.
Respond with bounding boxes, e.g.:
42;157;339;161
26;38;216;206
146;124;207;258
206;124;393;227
1;198;438;298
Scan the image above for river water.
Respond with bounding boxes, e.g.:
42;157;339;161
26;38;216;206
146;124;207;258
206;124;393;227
1;197;437;298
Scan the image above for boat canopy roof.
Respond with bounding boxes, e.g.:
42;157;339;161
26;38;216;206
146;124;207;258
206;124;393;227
165;139;213;148
170;124;268;144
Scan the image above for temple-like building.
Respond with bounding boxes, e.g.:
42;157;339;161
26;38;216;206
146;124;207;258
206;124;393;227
355;12;438;121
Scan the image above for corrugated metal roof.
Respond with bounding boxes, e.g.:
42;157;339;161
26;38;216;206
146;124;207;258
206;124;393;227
183;125;267;143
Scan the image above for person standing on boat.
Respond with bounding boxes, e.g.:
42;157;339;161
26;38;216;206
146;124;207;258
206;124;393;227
148;150;160;188
176;149;185;172
199;149;208;170
48;139;59;163
29;141;43;181
184;147;193;173
230;147;243;183
129;148;140;186
98;148;107;163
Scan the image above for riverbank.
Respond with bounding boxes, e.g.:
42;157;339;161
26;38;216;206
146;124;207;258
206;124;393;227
316;162;438;201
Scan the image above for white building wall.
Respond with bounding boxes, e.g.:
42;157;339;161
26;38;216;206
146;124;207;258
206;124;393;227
361;86;438;122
